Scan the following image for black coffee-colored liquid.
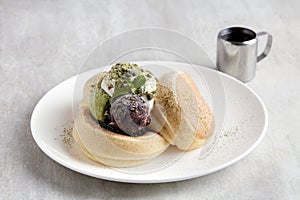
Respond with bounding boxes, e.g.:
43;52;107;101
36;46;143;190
220;27;256;42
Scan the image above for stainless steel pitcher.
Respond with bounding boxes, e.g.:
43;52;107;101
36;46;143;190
217;27;272;82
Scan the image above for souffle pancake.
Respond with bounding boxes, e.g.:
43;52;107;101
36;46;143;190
72;63;214;167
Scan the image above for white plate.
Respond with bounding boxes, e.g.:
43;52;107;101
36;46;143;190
30;61;268;183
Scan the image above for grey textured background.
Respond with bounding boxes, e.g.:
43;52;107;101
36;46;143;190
1;0;300;199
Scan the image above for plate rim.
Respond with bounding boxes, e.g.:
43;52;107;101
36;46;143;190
30;61;268;183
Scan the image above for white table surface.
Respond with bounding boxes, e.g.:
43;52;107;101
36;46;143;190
1;0;299;199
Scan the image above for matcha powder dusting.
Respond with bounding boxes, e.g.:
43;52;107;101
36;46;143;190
57;123;74;146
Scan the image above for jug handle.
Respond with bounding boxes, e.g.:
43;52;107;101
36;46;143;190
257;32;273;62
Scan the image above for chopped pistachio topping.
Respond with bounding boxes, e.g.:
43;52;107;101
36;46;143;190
101;63;157;98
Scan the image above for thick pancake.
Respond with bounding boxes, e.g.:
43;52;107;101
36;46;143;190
73;104;169;167
154;71;215;151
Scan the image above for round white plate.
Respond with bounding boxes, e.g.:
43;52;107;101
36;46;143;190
30;61;268;183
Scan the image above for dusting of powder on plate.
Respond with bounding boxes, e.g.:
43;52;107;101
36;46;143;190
54;121;74;147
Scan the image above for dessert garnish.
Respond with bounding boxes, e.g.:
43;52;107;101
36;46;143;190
89;63;157;136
